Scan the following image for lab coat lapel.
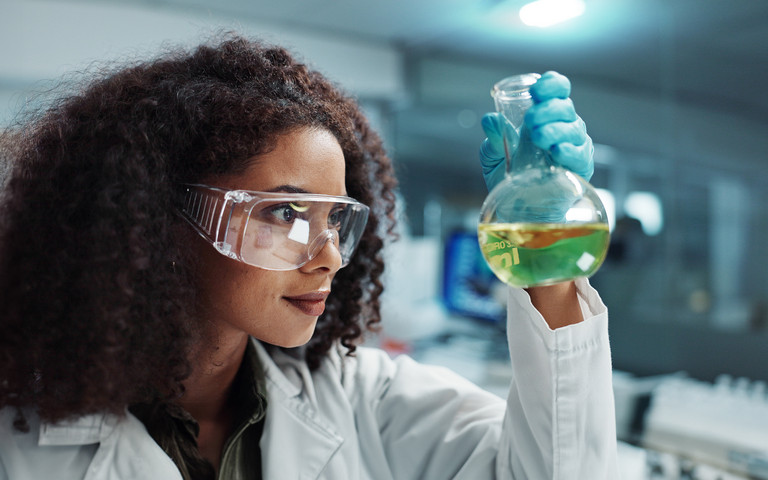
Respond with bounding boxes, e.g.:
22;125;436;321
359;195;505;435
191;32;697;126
260;395;343;480
253;339;344;480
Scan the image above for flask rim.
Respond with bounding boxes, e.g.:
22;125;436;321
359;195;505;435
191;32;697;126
492;73;541;101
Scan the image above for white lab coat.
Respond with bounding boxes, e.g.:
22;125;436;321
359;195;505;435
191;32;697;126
0;279;619;479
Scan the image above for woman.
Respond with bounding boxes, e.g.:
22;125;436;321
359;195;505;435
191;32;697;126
0;34;618;479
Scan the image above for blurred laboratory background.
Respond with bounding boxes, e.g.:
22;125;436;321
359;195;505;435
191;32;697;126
2;0;767;477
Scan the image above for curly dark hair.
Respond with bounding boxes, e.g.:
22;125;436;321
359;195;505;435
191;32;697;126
0;33;398;428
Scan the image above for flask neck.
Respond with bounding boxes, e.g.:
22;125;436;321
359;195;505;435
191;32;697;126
491;73;550;177
506;124;550;175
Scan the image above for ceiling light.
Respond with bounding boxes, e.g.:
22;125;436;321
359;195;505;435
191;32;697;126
519;0;586;28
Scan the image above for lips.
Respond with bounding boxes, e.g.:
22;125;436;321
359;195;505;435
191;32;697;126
284;291;330;317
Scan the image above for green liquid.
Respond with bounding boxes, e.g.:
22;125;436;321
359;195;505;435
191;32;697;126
478;222;610;287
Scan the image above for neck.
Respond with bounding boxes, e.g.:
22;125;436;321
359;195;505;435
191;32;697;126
174;325;250;473
178;330;249;422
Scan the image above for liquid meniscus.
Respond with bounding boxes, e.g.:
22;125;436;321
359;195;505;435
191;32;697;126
478;222;610;287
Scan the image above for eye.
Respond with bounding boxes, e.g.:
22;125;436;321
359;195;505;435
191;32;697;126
266;203;308;223
328;206;345;230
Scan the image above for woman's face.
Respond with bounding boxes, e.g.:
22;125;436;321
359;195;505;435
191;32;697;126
191;127;348;348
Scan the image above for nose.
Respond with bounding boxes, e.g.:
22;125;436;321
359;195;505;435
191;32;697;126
300;230;343;273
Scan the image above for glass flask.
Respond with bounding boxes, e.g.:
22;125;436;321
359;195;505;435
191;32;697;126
477;73;610;287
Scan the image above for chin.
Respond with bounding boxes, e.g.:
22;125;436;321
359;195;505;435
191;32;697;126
277;337;313;349
259;326;317;349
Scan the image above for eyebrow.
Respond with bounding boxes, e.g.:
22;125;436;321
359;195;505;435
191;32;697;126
266;185;310;194
264;184;350;198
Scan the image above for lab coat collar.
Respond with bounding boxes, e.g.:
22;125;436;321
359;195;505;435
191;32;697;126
29;409;182;480
38;412;117;446
252;339;303;399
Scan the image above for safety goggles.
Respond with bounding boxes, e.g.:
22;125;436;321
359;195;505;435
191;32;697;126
177;183;370;271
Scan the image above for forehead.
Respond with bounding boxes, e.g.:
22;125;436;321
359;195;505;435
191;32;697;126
219;128;347;195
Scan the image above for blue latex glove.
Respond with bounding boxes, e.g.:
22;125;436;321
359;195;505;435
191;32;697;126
479;71;594;192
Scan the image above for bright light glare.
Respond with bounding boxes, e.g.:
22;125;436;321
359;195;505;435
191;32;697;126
519;0;586;28
565;207;596;222
624;192;663;236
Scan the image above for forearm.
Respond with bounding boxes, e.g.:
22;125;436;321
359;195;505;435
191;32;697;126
525;281;584;330
501;279;619;479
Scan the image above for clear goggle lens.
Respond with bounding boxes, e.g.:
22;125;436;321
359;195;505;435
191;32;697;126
178;184;370;271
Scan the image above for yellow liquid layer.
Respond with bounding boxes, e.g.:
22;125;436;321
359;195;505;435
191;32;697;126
478;222;610;287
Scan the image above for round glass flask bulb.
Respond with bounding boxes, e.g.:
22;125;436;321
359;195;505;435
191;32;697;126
478;73;610;287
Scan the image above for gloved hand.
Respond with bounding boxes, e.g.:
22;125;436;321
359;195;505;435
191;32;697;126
479;71;594;192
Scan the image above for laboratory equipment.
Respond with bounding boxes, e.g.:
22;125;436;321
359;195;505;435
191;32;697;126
478;73;610;287
642;374;768;479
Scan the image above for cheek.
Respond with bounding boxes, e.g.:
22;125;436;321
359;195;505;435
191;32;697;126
189;237;325;346
227;272;281;315
201;262;276;313
190;247;316;347
192;240;272;312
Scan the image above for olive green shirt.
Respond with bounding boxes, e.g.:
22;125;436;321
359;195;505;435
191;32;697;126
130;340;268;480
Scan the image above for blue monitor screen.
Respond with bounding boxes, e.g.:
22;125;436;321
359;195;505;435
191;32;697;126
441;230;505;323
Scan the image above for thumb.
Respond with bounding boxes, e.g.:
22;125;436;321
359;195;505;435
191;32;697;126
479;113;511;191
480;112;518;171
